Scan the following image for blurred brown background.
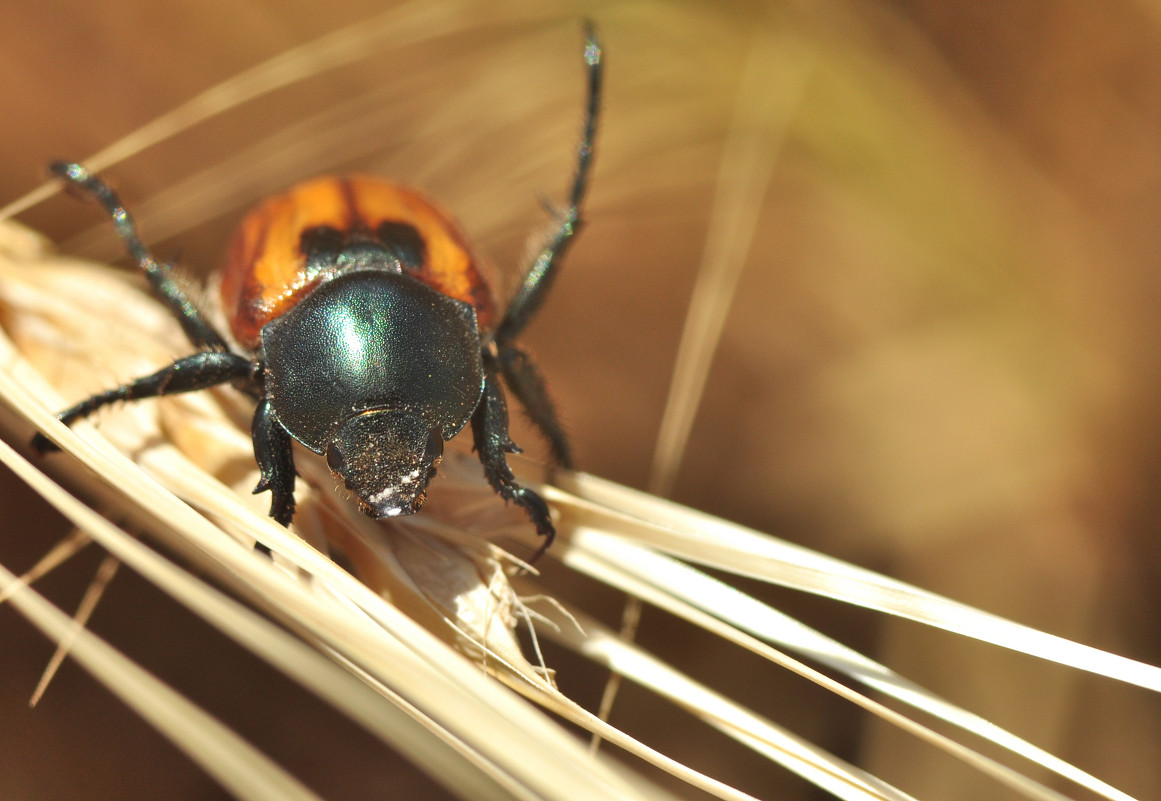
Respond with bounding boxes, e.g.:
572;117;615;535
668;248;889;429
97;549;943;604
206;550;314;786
1;0;1160;799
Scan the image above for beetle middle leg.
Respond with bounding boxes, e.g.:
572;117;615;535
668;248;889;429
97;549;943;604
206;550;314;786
496;343;572;469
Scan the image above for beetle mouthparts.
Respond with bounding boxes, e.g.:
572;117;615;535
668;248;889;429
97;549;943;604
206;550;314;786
325;409;444;519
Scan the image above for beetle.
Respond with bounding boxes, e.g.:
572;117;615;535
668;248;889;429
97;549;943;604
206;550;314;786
32;26;602;560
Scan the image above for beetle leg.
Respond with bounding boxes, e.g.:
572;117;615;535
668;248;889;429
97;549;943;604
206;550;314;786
496;343;572;469
31;351;254;454
472;369;555;560
493;24;602;345
50;161;232;353
251;397;297;527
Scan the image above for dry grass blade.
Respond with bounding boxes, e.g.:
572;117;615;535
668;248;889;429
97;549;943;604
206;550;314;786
526;593;921;801
0;551;325;801
555;531;1133;801
0;435;620;801
547;476;1161;696
28;551;119;707
649;24;815;498
0;0;563;223
0;527;89;607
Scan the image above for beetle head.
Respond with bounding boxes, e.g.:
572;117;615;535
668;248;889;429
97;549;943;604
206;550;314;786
325;409;444;518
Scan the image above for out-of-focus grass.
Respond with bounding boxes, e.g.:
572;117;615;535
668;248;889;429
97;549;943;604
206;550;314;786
0;1;1159;799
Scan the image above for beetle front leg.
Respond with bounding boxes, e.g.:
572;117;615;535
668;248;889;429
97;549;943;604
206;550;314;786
31;350;253;454
472;370;555;560
50;162;232;353
252;396;296;527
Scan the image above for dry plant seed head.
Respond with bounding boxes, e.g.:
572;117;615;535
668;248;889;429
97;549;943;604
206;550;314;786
0;218;550;685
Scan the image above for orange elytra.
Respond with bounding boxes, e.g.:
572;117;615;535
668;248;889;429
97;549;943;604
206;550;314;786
220;175;497;349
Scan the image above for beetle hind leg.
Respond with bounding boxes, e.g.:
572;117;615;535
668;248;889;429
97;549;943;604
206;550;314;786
493;24;602;345
496;344;572;469
485;25;601;482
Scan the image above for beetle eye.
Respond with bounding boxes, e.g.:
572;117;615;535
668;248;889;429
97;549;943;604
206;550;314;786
426;427;444;461
376;221;426;269
325;441;347;474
